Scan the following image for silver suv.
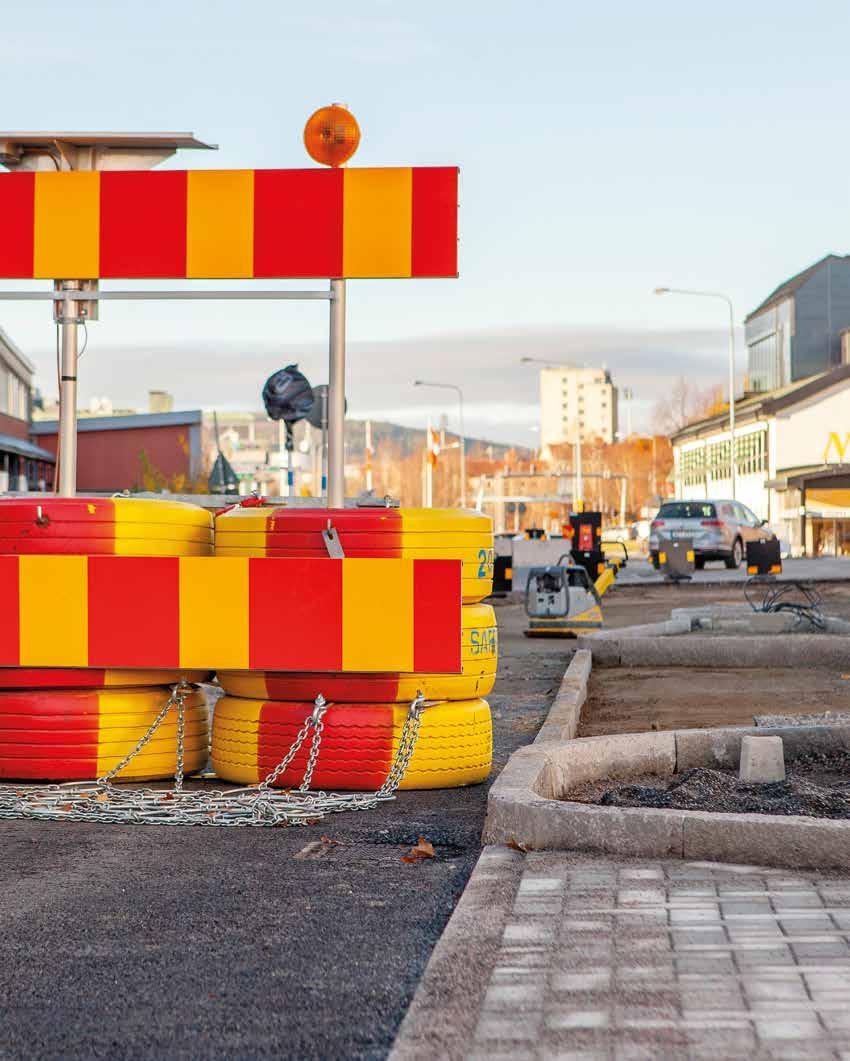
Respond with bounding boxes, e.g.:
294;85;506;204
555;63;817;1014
649;499;775;570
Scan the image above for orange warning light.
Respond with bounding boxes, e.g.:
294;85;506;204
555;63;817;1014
304;105;361;167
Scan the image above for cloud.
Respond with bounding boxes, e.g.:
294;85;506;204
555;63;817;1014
32;321;739;447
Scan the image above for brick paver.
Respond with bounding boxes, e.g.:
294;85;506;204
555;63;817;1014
469;853;850;1060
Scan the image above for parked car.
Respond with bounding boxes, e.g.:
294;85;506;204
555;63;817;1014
649;499;777;570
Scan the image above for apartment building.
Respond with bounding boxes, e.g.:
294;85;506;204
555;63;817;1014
539;365;617;454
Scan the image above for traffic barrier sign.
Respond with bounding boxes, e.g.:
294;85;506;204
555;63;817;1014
0;555;462;672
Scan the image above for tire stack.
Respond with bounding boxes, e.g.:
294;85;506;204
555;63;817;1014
0;497;213;782
211;506;496;790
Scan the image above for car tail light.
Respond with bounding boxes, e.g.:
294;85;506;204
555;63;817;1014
701;519;722;527
651;519;664;528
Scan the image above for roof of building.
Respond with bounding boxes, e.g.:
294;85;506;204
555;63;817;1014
670;364;850;445
0;325;35;379
0;433;55;461
745;253;850;322
31;409;202;435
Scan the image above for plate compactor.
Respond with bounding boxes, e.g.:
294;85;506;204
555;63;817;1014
524;552;616;638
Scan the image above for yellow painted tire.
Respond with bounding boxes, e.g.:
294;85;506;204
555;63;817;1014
217;603;498;703
0;685;209;781
214;505;494;603
211;696;492;791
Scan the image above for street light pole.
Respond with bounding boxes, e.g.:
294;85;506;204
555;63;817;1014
653;287;738;500
413;380;466;507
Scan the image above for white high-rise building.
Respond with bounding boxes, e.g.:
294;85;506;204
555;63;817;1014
539;365;617;453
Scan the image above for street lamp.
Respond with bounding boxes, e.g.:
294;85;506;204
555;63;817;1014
413;379;466;508
654;286;738;500
519;357;583;508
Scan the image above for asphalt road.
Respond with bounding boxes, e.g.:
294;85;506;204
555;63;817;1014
0;602;571;1061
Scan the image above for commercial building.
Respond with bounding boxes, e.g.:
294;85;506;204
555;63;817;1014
746;254;850;393
32;410;203;493
539;366;617;455
0;326;55;491
671;366;850;556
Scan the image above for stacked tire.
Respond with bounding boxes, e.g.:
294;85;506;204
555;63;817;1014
0;497;213;782
211;506;496;791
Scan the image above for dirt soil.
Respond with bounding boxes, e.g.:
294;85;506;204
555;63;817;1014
599;581;850;627
578;667;850;736
568;754;850;819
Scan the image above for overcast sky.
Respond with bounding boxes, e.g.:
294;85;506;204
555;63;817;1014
2;1;848;445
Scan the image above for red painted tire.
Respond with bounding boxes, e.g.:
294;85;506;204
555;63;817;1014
211;696;492;791
0;497;213;556
0;669;212;690
217;603;498;702
215;505;494;603
0;686;209;781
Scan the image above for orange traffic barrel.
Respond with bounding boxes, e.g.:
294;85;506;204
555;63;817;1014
211;697;492;791
217;602;497;703
215;505;494;603
0;686;208;781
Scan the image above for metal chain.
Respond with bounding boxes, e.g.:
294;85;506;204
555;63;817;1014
0;687;426;828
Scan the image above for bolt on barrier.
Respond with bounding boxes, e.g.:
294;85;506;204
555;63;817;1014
0;684;425;828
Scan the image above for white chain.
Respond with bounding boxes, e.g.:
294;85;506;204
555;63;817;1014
0;686;425;828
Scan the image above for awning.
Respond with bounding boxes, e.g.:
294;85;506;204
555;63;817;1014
0;433;56;462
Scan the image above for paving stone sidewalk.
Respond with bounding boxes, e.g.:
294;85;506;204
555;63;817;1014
395;847;850;1060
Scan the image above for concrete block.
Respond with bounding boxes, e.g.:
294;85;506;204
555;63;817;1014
739;735;785;782
535;649;591;744
682;812;850;871
549;731;676;793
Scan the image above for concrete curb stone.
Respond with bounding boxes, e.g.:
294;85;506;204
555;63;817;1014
387;845;525;1061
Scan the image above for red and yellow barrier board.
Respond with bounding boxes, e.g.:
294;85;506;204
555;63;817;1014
0;686;208;781
0;555;461;673
0;167;458;279
211;697;492;791
215;506;494;604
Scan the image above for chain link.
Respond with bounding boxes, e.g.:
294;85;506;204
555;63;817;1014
0;686;426;829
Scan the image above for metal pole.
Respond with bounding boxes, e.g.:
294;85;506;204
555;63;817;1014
328;279;346;508
575;431;583;511
58;284;80;497
457;389;466;509
726;296;737;500
365;419;373;492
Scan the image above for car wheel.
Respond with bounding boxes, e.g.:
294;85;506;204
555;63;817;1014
694;557;705;570
725;538;743;569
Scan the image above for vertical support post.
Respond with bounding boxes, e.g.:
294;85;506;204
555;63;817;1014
328;279;346;509
424;417;433;507
58;283;80;497
365;418;373;492
574;431;583;512
457;390;466;509
727;297;737;501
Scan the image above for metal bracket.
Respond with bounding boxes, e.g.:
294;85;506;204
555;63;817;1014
0;289;334;302
321;523;346;558
355;495;400;508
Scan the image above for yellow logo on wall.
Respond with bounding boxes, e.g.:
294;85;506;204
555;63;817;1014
823;432;850;462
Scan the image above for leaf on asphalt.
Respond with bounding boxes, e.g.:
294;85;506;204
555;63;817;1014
94;792;110;803
295;837;339;860
401;837;435;864
506;838;528;853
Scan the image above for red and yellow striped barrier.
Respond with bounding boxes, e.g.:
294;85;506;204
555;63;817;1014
0;668;210;690
218;602;497;703
0;555;461;673
0;686;208;781
215;506;494;604
0;167;458;279
211;697;492;791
